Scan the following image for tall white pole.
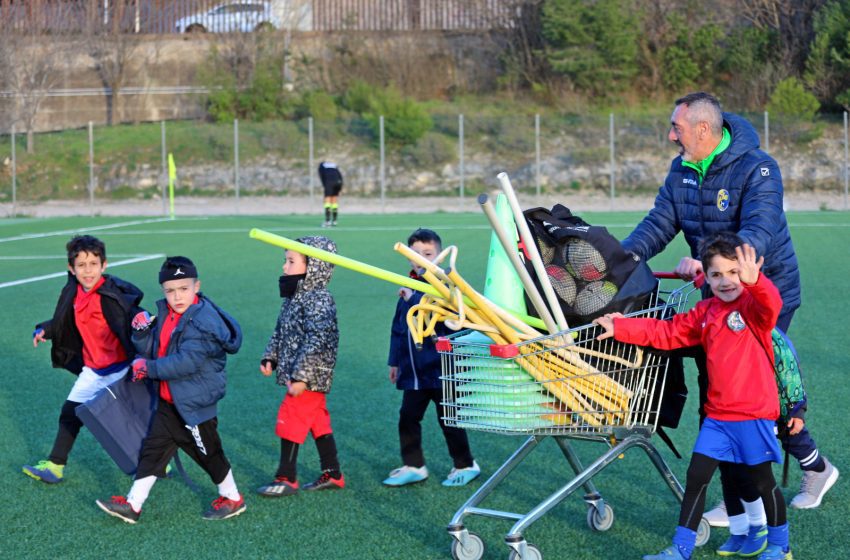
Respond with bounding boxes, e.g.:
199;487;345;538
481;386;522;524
308;117;314;202
609;112;615;209
459;114;464;200
161;121;167;216
234;119;240;210
764;111;770;152
844;111;848;211
380;115;385;211
11;125;16;217
535;113;541;197
88;121;95;216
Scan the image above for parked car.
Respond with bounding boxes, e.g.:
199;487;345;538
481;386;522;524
175;1;280;33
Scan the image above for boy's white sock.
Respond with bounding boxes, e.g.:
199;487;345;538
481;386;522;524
729;511;749;536
217;469;240;500
127;475;157;512
743;497;767;527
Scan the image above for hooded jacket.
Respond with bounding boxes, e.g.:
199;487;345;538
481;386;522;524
622;112;801;315
388;289;448;391
133;294;242;427
263;236;339;393
36;273;144;375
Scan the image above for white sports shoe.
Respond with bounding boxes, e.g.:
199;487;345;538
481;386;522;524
382;465;429;486
703;500;729;528
790;457;839;509
442;460;481;487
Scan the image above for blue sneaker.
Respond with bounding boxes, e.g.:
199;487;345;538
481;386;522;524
382;465;428;486
642;545;687;560
442;461;481;487
716;534;746;556
22;460;64;484
738;525;768;557
757;545;793;560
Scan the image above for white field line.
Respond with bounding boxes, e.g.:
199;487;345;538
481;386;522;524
0;217;173;244
0;254;164;289
0;254;156;261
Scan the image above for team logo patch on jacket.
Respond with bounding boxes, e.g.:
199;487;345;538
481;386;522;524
726;311;746;332
717;189;730;211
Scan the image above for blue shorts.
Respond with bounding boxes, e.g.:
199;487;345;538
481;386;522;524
693;418;782;465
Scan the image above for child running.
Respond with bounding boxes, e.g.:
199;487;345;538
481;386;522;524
257;236;345;496
96;256;245;523
594;232;791;560
25;235;144;484
384;228;480;487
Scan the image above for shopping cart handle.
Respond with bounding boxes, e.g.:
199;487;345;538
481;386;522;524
654;271;705;288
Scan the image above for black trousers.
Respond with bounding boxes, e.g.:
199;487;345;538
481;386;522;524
399;388;473;469
136;399;231;484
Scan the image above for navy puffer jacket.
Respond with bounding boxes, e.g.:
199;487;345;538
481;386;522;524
622;112;801;314
133;294;242;426
388;290;449;391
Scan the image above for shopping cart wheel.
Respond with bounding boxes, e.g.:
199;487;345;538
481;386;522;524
507;542;542;560
695;517;711;547
586;503;614;532
450;531;485;560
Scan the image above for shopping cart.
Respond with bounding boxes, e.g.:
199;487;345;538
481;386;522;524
437;276;709;560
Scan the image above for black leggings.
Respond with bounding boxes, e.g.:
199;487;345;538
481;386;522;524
679;453;786;530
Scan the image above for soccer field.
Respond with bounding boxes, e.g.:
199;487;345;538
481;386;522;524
1;212;847;560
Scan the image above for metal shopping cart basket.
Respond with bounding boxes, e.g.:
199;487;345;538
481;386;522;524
436;277;708;560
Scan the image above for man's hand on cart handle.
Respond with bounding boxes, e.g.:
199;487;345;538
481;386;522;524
593;312;624;340
674;257;703;282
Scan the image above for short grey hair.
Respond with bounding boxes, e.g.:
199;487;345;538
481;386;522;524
675;92;723;135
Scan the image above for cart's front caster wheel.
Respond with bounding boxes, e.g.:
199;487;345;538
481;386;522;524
507;542;542;560
695;517;711;547
451;531;485;560
586;503;615;532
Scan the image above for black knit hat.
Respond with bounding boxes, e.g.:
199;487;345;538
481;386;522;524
159;256;198;284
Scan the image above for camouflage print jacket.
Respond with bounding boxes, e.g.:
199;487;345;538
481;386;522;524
263;236;339;393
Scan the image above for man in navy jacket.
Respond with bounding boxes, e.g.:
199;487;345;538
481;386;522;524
623;92;836;535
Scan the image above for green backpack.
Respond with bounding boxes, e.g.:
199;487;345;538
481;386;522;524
771;328;807;422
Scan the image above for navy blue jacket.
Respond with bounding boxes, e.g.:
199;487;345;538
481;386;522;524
388;291;447;391
622;112;801;315
133;294;241;426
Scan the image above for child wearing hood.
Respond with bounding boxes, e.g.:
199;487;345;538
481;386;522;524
257;236;345;496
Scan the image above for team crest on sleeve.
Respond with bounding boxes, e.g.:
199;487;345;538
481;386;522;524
716;189;730;211
760;167;770;176
726;311;746;332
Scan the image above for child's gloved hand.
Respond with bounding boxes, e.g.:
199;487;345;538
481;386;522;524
260;359;277;376
131;358;148;382
131;311;154;331
32;328;46;348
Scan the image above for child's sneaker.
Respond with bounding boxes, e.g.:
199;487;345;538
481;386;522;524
757;544;793;560
96;496;141;524
303;471;345;491
22;460;64;484
321;221;331;228
738;525;768;557
257;477;299;497
716;534;746;556
702;499;729;527
382;465;429;486
790;458;838;509
442;460;481;487
202;495;246;520
642;545;688;560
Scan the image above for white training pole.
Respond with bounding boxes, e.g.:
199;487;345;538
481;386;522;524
497;172;569;331
479;193;557;334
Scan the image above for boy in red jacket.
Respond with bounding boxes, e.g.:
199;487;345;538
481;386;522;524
595;232;790;560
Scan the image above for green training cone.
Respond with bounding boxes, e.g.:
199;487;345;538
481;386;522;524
483;194;528;316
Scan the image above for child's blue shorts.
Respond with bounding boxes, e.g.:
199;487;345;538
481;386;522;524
693;417;782;465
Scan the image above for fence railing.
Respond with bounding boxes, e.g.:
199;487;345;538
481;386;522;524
2;111;848;217
0;0;527;34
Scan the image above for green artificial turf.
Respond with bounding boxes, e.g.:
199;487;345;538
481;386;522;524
1;211;847;559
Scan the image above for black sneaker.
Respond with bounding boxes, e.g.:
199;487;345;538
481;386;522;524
303;471;345;491
203;495;246;520
257;476;299;497
96;496;141;524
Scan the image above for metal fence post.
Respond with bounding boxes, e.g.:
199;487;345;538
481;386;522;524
234;118;240;210
308;117;314;202
11;125;16;217
459;114;464;200
535;113;541;197
380;115;385;210
844;111;850;210
88;121;95;216
764;111;770;152
161;120;167;216
609;113;615;207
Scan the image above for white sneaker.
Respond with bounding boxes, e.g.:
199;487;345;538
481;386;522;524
790;457;839;509
703;500;729;528
382;465;429;486
442;460;481;487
